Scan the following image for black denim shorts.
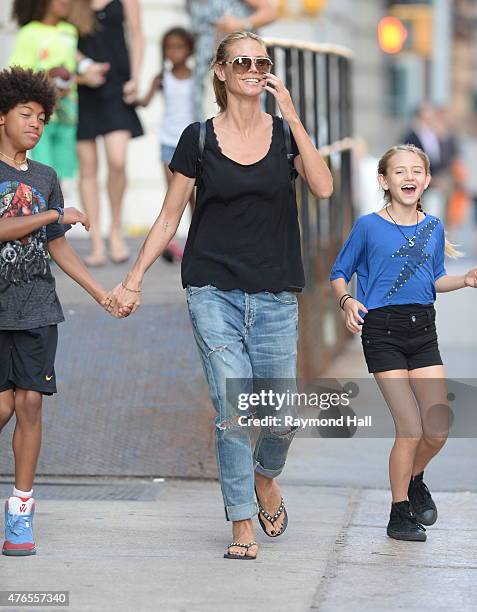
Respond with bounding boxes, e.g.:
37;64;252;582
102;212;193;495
361;304;443;374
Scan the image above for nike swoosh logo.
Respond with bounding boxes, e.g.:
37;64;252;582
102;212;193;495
45;375;53;382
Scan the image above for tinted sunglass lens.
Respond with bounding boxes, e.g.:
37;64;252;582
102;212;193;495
233;57;252;72
256;59;272;72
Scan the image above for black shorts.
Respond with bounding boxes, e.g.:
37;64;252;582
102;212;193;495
0;326;58;395
361;304;443;374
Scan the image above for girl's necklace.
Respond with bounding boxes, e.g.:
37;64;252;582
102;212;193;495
0;150;28;171
386;207;419;247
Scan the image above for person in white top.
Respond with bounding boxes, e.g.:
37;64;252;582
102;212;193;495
138;27;195;262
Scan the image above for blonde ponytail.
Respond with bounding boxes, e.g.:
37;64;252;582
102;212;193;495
444;237;463;258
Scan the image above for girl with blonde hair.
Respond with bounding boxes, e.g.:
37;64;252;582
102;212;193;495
331;144;477;542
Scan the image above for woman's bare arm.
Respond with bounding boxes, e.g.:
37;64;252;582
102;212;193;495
216;0;279;33
108;172;195;315
123;0;144;81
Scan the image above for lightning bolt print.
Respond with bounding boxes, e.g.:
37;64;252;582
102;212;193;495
387;218;440;299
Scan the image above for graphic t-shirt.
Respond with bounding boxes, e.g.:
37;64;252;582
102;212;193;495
0;159;69;330
330;212;447;312
9;21;78;125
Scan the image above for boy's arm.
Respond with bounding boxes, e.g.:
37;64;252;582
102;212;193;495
0;207;90;243
47;236;110;308
435;268;477;292
0;210;61;242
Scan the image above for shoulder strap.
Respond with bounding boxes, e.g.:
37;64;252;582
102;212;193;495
198;121;206;161
281;118;298;180
195;121;207;186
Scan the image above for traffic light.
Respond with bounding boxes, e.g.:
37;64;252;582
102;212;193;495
383;3;433;57
300;0;327;15
278;1;327;17
378;16;409;54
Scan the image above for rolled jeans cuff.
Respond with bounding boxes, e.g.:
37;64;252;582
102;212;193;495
254;460;284;479
225;500;258;522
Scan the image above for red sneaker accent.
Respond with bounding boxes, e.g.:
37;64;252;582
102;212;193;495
3;540;35;551
167;241;184;260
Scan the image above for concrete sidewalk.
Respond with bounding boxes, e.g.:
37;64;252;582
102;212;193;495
0;259;476;611
0;479;475;612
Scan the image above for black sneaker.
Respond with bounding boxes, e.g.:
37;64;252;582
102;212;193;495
387;501;427;542
408;471;438;526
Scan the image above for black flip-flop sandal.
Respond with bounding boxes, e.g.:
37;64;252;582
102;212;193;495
255;487;288;538
223;541;258;560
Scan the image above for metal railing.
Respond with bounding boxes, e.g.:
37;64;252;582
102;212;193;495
264;38;355;377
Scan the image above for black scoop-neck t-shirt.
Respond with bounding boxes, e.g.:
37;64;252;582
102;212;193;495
169;115;305;293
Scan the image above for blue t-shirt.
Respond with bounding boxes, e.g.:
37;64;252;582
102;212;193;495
330;212;447;311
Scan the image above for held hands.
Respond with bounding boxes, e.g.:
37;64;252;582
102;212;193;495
464;267;477;288
343;298;368;333
99;291;121;319
123;79;138;105
102;278;142;319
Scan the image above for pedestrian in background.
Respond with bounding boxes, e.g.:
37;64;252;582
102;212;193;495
331;144;477;543
137;27;196;264
10;0;79;181
108;31;333;561
435;106;467;230
459;121;477;255
69;0;144;267
188;0;279;119
403;103;453;220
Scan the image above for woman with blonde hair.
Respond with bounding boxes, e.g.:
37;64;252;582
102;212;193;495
188;0;279;119
109;31;333;560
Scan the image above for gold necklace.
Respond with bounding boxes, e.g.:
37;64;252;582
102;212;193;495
0;150;28;171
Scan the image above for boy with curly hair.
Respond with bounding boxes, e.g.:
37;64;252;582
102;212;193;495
0;67;116;556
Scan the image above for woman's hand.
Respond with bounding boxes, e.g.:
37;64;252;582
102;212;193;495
123;79;138;104
261;73;298;124
343;299;368;333
82;62;110;88
464;267;477;288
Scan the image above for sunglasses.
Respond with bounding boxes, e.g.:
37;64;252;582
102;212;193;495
221;56;273;74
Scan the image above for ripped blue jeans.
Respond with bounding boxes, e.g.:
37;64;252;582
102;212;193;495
186;285;299;521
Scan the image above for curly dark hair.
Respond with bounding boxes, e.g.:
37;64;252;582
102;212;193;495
11;0;51;26
0;67;57;123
